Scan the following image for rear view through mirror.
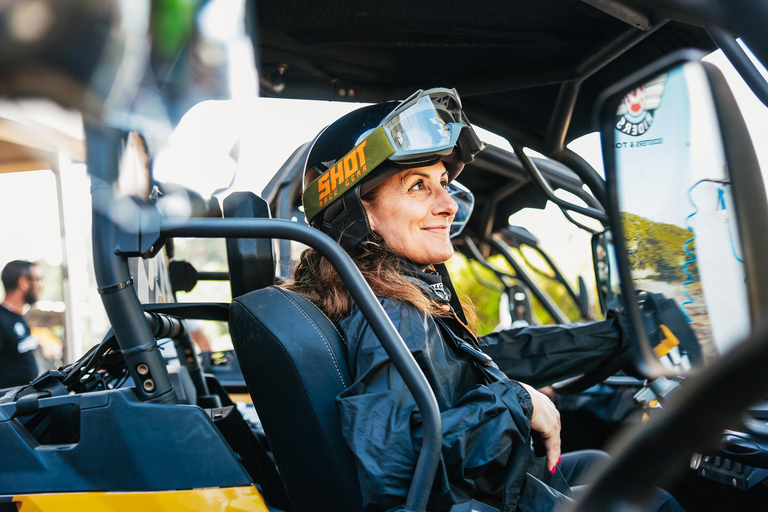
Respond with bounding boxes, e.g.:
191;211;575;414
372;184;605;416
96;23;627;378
597;52;768;378
592;230;622;315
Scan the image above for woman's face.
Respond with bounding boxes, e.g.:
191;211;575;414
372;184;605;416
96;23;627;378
362;162;458;265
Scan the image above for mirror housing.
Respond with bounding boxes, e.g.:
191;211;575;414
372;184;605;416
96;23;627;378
596;50;768;378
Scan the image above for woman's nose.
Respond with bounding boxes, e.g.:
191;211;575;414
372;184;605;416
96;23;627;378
434;185;458;217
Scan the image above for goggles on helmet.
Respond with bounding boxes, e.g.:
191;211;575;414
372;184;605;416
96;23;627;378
302;88;485;224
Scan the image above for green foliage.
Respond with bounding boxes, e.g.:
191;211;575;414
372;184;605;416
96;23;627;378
151;0;197;58
447;252;587;335
620;212;697;282
446;254;502;335
488;252;584;324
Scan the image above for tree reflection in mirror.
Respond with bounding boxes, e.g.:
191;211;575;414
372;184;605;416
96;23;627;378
613;62;749;371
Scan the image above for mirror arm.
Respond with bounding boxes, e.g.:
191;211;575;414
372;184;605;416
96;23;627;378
706;26;768;110
513;144;609;223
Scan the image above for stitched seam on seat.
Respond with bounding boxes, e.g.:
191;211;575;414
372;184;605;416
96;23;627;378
327;315;345;344
282;287;347;345
274;288;347;388
230;298;360;511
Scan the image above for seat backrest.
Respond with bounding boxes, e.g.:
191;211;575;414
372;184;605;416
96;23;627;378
229;286;363;512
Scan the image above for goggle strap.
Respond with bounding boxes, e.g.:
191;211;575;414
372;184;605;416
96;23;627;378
302;126;395;222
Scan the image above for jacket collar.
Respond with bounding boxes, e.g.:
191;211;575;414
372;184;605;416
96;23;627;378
400;260;452;303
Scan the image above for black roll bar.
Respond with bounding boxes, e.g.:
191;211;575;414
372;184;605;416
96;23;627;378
464;237;571;325
513;144;609;223
707;26;768;110
503;233;591;320
160;217;442;512
86;123;177;404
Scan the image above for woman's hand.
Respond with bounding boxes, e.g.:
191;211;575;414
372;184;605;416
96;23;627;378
520;382;561;473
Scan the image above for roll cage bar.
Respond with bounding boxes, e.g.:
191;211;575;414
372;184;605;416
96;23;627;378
86;122;442;512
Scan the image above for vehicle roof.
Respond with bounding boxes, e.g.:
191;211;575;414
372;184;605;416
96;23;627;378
253;0;716;147
0;113;85;173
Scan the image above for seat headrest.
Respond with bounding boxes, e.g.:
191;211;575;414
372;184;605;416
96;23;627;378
223;192;275;298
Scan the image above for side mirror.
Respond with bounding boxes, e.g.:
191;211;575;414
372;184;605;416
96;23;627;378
597;50;768;378
592;230;622;315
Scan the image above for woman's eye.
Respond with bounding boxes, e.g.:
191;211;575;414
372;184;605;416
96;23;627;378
441;180;449;188
410;181;425;191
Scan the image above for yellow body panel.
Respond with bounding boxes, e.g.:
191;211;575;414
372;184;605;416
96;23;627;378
13;486;268;512
652;323;681;358
228;393;253;404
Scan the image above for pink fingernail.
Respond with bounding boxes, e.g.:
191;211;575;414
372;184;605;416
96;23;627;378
557;456;561;465
550;465;556;474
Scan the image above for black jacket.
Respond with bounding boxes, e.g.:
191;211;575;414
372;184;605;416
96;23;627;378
481;316;626;389
336;268;624;511
338;296;534;511
0;306;39;389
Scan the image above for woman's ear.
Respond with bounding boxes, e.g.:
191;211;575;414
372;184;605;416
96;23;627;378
361;199;376;232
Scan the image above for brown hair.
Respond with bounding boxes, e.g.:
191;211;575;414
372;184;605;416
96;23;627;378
281;240;477;331
281;241;436;322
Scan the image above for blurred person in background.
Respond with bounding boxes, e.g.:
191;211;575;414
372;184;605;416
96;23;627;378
0;260;42;388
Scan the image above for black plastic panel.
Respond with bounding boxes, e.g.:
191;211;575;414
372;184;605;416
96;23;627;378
0;388;251;493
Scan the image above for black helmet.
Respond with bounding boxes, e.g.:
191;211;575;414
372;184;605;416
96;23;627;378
301;88;485;249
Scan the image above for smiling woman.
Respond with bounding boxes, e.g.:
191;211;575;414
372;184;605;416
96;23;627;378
275;88;684;512
362;162;457;265
282;89;484;324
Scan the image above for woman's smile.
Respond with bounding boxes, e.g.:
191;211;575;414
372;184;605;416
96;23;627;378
422;225;449;234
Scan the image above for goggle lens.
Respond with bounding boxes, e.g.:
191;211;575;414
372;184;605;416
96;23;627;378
383;96;453;151
448;181;474;239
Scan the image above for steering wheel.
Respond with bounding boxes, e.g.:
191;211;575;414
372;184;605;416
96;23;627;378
549;306;637;395
553;289;703;395
551;347;634;395
573;322;768;510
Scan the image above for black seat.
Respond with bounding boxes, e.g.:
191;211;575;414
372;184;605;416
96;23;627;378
229;286;364;512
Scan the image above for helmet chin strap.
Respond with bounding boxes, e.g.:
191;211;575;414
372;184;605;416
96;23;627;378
434;262;469;325
320;187;374;250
